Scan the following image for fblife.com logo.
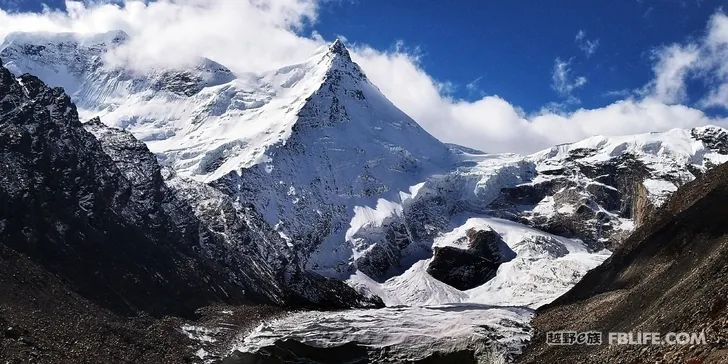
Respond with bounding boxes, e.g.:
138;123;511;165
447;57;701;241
547;331;707;346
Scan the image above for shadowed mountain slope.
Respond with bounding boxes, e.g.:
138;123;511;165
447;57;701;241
519;161;728;363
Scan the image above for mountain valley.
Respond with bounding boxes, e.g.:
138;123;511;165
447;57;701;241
1;32;727;363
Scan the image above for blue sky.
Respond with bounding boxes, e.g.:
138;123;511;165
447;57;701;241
3;0;724;114
313;1;726;113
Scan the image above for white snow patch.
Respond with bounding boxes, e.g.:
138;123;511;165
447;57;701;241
181;324;218;343
195;348;209;359
642;178;678;206
346;199;403;242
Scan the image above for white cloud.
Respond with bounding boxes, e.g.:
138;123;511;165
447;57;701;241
551;57;587;100
354;47;723;153
465;76;483;97
575;30;599;57
649;44;699;103
0;0;323;73
0;1;726;154
648;11;728;109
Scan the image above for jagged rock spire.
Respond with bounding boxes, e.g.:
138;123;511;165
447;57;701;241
328;39;351;60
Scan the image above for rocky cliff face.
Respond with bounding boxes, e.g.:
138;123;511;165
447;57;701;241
489;129;728;250
0;60;263;316
518;161;728;364
631;180;653;227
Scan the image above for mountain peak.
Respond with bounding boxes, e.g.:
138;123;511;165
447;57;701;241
328;39;350;59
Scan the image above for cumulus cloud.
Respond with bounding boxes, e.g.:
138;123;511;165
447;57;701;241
575;30;599;57
0;1;726;154
354;46;723;153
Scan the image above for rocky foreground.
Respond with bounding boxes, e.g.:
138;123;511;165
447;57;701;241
518;162;728;363
0;244;285;363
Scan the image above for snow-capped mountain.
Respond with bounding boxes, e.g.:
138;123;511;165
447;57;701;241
0;57;380;313
229;125;728;362
4;30;728;304
3;30;728;362
1;31;455;280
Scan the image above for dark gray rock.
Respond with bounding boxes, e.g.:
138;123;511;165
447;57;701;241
519;161;728;364
0;64;256;316
427;228;515;290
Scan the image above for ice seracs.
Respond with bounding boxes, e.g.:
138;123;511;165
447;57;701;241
344;126;728;308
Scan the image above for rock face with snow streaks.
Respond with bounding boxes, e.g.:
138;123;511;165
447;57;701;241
0;61;249;316
0;59;377;317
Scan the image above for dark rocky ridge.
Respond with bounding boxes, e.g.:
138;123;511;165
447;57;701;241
0;60;256;316
518;161;728;363
0;243;197;363
82;117;289;306
0;242;286;363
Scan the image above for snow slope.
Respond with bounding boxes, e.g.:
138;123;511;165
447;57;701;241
2;30;320;181
530;127;728;208
1;33;454;280
209;41;455;279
